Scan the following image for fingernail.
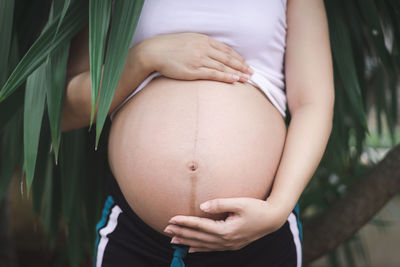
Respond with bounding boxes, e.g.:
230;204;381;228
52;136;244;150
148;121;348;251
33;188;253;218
247;67;254;74
200;202;210;211
232;74;240;81
169;219;177;224
241;74;250;80
164;227;173;234
171;237;180;244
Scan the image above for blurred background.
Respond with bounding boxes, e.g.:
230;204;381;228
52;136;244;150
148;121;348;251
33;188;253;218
0;0;399;266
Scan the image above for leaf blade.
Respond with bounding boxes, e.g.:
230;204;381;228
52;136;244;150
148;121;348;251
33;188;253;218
89;0;112;127
0;0;88;102
23;63;48;192
0;111;23;200
47;0;71;63
325;0;368;130
95;0;144;147
0;0;15;87
46;42;70;163
45;0;73;164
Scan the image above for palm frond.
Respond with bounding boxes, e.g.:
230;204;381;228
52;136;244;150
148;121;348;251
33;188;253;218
46;0;72;163
23;64;48;192
94;0;144;148
88;0;112;127
0;0;15;87
0;0;88;102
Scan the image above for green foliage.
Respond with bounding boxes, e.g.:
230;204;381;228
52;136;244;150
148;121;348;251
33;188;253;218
0;111;23;200
88;0;112;127
24;64;48;192
0;34;23;130
0;0;144;265
301;1;400;265
0;0;398;266
0;0;15;86
94;0;144;147
46;0;72;163
0;0;88;102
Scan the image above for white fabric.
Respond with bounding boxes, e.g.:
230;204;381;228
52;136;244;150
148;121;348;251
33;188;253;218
110;0;288;120
288;212;303;267
96;205;123;267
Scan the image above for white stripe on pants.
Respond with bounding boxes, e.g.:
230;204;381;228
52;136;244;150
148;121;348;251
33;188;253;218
287;212;303;267
96;205;123;267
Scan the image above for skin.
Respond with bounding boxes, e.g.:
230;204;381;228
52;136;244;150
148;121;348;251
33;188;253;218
62;31;253;131
62;0;334;255
164;0;335;253
107;76;287;235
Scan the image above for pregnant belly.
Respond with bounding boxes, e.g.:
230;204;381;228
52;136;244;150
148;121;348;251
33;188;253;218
108;76;287;235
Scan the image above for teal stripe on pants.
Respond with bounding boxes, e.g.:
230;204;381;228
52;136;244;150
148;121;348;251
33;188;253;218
170;245;189;267
93;196;115;267
294;203;303;244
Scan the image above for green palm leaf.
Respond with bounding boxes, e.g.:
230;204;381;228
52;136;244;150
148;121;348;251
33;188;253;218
31;120;51;215
95;0;144;148
326;1;368;130
41;154;60;247
60;129;87;266
46;43;70;163
0;32;22;130
46;0;71;63
0;0;88;102
89;0;112;127
0;112;23;200
46;0;72;163
23;64;48;192
0;0;14;86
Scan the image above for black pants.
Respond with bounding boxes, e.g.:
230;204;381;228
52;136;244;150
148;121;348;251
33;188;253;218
93;172;303;267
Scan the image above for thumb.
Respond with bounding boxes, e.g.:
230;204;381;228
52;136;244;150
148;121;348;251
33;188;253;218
200;198;245;214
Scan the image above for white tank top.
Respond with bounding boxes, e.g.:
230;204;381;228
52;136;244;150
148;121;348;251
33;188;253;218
110;0;288;119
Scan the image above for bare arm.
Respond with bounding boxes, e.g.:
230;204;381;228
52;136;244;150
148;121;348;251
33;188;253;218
61;25;153;132
266;0;335;218
61;29;253;132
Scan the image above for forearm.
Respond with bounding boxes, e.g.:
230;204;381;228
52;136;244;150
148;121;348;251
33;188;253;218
266;103;333;218
61;45;153;132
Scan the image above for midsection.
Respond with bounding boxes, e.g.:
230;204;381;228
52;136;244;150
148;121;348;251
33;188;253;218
108;76;287;235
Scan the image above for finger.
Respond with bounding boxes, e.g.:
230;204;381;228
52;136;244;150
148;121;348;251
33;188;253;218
193;67;241;83
201;58;250;82
165;224;221;243
188;247;214;253
200;198;246;214
169;215;226;235
208;38;249;67
170;236;222;251
207;48;251;75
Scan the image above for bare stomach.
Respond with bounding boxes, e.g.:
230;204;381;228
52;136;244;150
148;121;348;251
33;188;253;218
108;76;287;235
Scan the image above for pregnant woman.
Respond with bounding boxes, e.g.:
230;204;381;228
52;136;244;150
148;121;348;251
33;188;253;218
62;0;334;266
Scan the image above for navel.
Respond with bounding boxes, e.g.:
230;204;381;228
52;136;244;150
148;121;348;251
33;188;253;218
187;160;198;172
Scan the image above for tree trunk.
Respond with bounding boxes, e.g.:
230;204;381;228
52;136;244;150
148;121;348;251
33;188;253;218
303;144;400;264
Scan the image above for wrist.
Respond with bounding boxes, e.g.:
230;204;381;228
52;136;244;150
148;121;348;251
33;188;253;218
132;38;157;75
119;41;155;91
109;44;155;112
264;196;295;227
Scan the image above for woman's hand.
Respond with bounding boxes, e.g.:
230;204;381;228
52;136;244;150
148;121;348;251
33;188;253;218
134;33;254;84
163;197;288;253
